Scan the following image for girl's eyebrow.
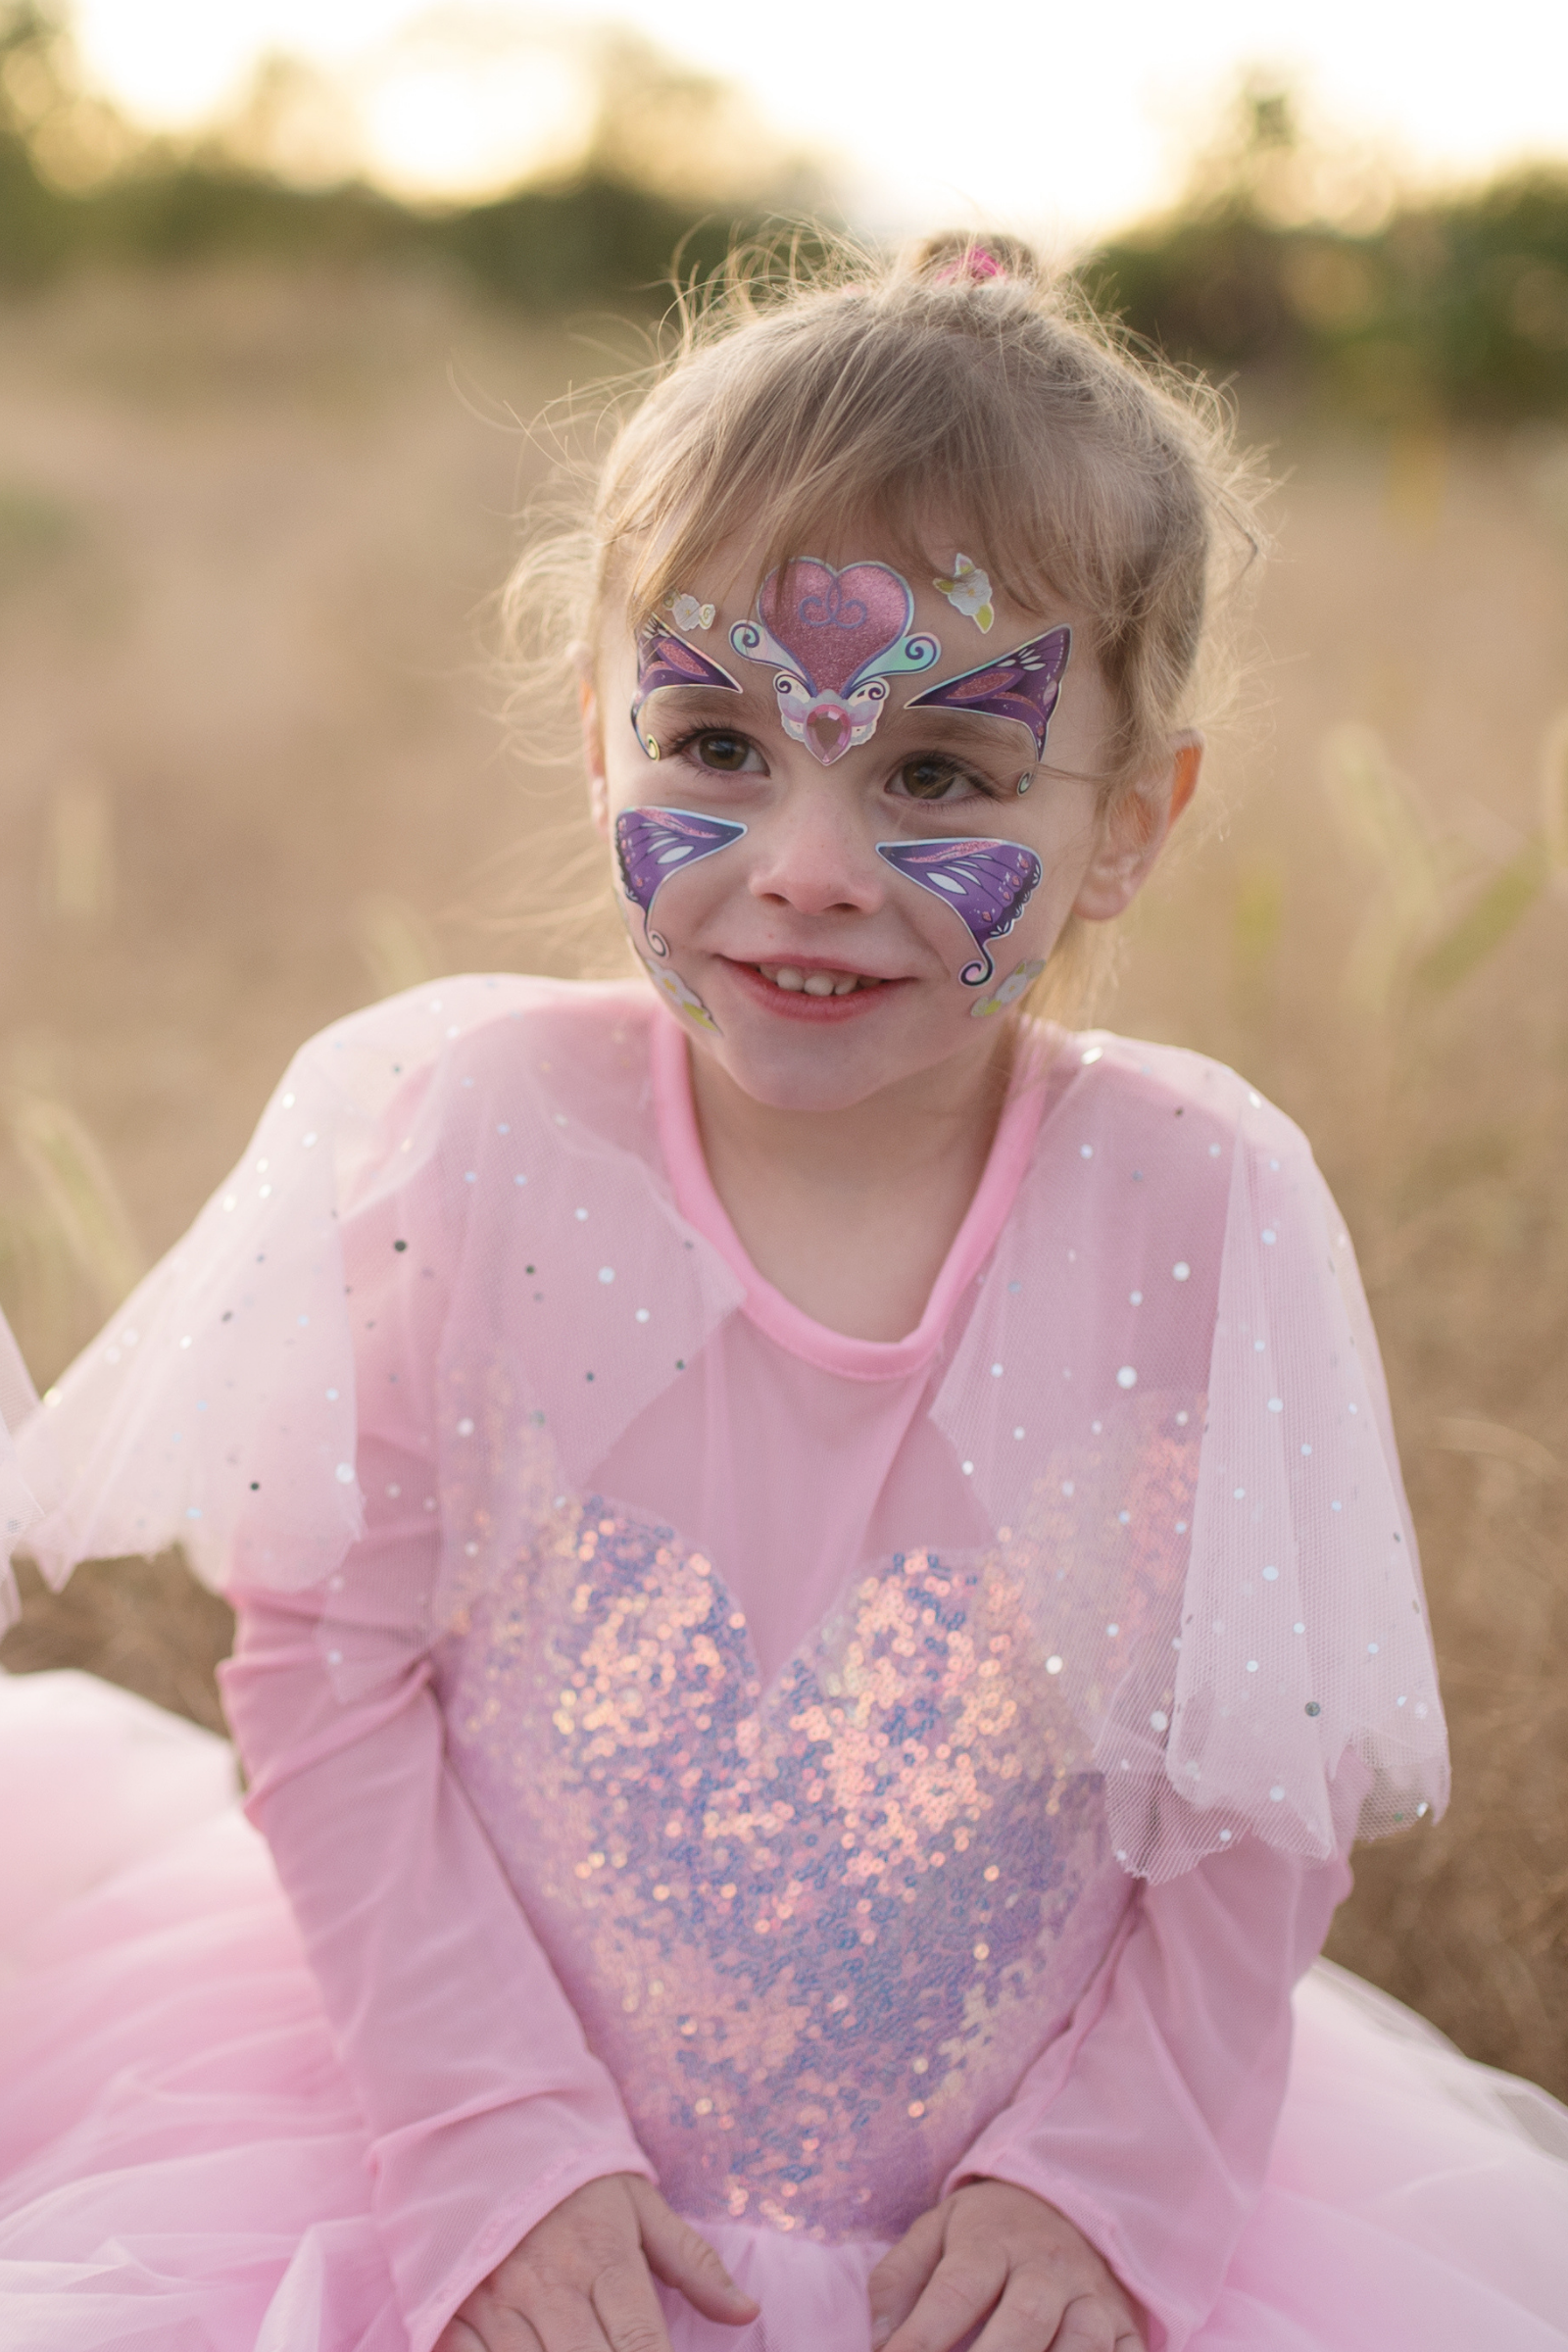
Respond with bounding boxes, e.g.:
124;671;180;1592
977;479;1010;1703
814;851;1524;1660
641;681;771;719
883;705;1037;760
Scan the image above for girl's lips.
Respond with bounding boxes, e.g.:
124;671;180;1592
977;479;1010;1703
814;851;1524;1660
719;957;910;1022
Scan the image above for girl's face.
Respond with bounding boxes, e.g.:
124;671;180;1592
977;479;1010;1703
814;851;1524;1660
584;528;1196;1113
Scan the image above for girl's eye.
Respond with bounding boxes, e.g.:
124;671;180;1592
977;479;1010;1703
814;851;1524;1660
893;756;985;804
686;730;764;774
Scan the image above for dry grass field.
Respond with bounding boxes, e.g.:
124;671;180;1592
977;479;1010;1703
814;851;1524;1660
1;265;1565;2095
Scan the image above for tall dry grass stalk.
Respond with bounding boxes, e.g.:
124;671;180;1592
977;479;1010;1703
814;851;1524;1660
0;1097;145;1378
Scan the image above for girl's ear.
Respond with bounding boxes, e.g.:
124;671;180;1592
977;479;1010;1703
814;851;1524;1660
574;643;610;841
1073;733;1202;923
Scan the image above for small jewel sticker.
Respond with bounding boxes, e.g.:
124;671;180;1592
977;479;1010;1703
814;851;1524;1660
668;592;716;633
932;554;995;633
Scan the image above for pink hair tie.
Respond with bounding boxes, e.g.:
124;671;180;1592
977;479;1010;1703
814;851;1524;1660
935;244;1005;286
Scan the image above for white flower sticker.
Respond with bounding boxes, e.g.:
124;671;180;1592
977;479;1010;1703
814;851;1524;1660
931;553;995;633
668;592;716;633
970;957;1045;1019
649;962;718;1032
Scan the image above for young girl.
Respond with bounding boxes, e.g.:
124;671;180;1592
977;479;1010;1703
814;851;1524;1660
2;236;1566;2352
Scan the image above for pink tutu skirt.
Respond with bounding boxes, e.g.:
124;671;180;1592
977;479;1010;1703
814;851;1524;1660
3;1669;1566;2352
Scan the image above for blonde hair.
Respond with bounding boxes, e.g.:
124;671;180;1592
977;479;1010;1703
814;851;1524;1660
503;230;1266;1020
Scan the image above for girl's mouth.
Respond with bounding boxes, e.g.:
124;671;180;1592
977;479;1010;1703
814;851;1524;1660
721;958;906;1020
757;962;885;997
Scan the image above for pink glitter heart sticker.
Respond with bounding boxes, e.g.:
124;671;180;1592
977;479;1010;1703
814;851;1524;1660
759;562;918;695
732;560;940;763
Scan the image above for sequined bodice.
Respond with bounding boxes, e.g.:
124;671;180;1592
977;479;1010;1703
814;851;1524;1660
442;1498;1132;2242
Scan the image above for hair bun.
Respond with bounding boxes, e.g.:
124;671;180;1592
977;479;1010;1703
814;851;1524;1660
906;232;1042;289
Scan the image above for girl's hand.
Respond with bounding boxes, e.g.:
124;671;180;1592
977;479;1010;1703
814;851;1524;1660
435;2172;759;2352
868;2180;1145;2352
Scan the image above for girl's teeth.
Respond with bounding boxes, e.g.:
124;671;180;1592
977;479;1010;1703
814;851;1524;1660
760;965;885;995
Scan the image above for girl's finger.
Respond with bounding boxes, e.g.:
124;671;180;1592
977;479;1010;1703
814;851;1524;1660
868;2207;948;2347
962;2269;1088;2352
1043;2296;1119;2352
433;2322;490;2352
630;2183;759;2326
524;2283;618;2352
591;2249;681;2352
443;2301;547;2352
880;2244;1010;2352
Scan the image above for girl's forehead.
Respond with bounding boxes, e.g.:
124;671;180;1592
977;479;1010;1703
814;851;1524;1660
623;542;1081;774
663;533;1024;622
620;539;1075;662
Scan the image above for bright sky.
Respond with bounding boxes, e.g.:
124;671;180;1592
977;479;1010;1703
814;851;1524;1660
72;0;1568;241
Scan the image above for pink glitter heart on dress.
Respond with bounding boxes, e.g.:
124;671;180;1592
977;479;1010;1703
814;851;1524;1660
759;562;915;695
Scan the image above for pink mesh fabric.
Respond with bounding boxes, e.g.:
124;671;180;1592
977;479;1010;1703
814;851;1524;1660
2;975;1446;1885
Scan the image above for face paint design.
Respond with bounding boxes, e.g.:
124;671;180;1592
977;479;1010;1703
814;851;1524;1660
646;960;719;1032
730;560;939;766
907;624;1071;791
629;620;742;759
876;837;1044;989
970;956;1046;1018
615;805;748;958
932;553;995;633
668;593;715;633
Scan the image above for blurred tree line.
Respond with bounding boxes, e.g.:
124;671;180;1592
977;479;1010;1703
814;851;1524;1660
0;2;789;306
2;6;1566;421
1083;84;1568;424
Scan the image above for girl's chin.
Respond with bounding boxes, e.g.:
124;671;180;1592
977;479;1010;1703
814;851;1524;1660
686;960;993;1113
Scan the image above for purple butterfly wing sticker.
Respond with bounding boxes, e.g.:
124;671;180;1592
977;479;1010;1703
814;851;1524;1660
876;837;1044;988
630;620;742;758
615;805;747;956
907;625;1071;766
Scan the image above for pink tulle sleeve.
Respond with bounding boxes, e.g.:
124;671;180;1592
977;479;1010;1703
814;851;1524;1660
220;1489;656;2352
946;1834;1350;2352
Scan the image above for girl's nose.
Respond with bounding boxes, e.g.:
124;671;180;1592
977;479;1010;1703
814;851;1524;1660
745;788;885;918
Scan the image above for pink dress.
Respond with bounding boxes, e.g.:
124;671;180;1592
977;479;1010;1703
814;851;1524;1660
1;978;1564;2352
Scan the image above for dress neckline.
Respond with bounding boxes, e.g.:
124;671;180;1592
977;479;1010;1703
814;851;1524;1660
649;1006;1054;1383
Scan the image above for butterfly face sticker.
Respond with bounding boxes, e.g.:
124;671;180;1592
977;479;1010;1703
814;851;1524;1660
908;624;1071;791
876;838;1044;989
731;560;940;766
615;805;748;958
629;619;742;760
932;553;995;633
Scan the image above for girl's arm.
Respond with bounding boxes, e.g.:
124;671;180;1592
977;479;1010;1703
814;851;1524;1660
220;1432;658;2352
925;1833;1349;2352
